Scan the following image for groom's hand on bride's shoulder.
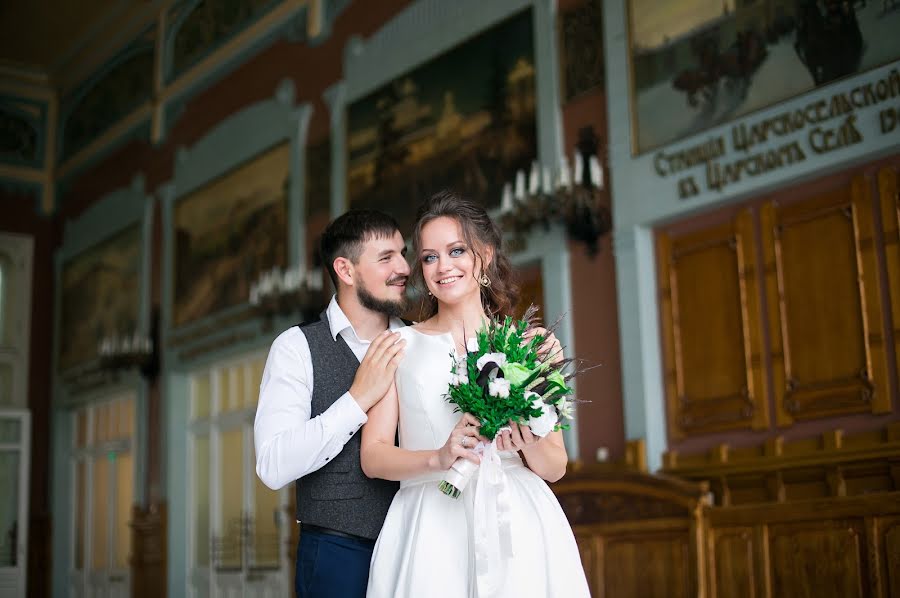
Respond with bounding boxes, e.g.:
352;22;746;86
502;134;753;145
350;330;406;412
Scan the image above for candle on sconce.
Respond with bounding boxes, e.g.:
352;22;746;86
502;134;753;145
514;170;526;201
589;156;603;189
559;156;571;190
501;183;514;213
528;162;540;196
542;166;552;195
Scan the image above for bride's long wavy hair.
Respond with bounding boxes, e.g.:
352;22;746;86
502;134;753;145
411;190;519;320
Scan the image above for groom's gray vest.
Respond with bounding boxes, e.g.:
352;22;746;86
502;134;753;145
295;313;399;540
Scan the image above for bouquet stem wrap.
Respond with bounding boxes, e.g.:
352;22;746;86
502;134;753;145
438;458;478;498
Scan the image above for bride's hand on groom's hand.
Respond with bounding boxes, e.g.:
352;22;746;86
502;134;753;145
495;421;538;453
436;413;487;469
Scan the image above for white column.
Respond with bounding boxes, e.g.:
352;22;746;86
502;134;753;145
322;81;347;219
613;225;667;471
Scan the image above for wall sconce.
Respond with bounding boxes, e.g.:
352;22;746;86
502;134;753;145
97;309;160;382
249;264;327;323
499;126;611;256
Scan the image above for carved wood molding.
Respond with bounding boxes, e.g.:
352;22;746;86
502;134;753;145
553;467;711;520
878;167;900;404
664;425;900;508
560;461;900;597
665;423;900;473
657;210;768;440
761;175;890;425
131;502;167;598
557;492;689;525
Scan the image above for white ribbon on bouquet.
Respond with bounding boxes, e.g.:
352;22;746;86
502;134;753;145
471;439;514;597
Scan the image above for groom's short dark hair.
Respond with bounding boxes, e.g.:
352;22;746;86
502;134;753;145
320;209;402;287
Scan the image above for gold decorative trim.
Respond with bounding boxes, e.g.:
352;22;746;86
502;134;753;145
851;174;891;414
0;163;43;183
656;232;682;440
877;167;900;402
760;202;790;426
736;209;769;431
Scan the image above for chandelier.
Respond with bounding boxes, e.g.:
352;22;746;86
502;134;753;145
499;126;611;256
249;264;327;322
96;310;159;381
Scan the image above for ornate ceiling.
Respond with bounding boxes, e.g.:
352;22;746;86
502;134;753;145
0;0;160;88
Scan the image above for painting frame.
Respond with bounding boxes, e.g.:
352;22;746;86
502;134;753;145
58;223;144;374
344;7;539;232
52;175;154;404
626;0;900;155
171;141;291;330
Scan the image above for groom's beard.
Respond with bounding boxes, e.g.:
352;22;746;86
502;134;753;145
357;277;408;318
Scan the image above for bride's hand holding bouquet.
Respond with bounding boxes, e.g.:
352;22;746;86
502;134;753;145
434;412;487;469
438;305;576;498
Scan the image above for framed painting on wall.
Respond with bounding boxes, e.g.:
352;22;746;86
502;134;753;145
346;8;538;232
305;136;331;268
172;142;289;328
59;225;141;371
628;0;900;153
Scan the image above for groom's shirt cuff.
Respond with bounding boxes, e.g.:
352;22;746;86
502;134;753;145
322;391;368;441
253;327;368;490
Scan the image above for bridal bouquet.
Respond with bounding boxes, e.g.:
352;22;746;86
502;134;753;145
439;306;575;498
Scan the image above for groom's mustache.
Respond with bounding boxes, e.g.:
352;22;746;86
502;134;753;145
386;276;408;286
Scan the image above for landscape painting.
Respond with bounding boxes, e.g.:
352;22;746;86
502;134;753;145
59;224;141;371
629;0;900;152
347;8;537;232
173;143;289;327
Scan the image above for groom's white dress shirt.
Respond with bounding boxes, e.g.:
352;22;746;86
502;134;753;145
254;295;405;490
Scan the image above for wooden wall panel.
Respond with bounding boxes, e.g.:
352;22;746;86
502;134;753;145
879;167;900;402
709;527;758;598
604;533;692;598
554;457;900;598
657;210;768;439
883;517;900;598
574;532;603;598
553;468;708;598
768;520;867;598
761;175;889;424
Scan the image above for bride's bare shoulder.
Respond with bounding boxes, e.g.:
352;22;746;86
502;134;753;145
410;318;441;334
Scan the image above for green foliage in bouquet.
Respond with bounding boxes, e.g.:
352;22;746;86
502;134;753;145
445;305;575;440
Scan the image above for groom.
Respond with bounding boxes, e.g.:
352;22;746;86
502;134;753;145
254;209;410;597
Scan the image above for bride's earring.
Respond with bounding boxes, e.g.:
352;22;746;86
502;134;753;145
479;273;491;288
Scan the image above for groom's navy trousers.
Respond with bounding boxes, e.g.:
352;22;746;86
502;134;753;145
295;526;376;598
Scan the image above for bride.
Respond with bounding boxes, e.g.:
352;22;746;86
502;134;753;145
360;191;590;597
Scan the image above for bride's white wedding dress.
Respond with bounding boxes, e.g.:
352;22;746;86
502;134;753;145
367;327;591;597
